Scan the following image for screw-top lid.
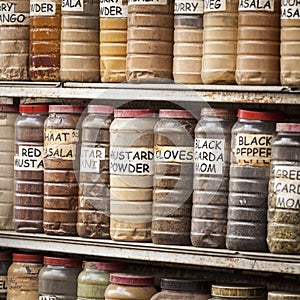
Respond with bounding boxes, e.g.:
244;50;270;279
276;123;300;133
19;104;49;114
0;104;19;113
0;251;11;261
161;278;211;291
211;284;266;298
84;261;126;271
114;109;155;118
44;256;82;267
237;109;284;121
110;273;154;286
201;108;236;119
159;109;195;119
49;105;85;114
13;253;43;263
268;291;300;300
88;105;114;114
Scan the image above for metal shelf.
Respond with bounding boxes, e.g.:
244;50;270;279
1;231;300;275
0;82;299;104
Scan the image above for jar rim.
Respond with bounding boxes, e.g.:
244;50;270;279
110;273;154;286
158;109;196;119
13;253;43;263
49;105;85;114
276;123;300;132
114;109;156;118
43;256;82;267
87;105;114;114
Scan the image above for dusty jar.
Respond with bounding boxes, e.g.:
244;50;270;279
14;104;49;233
7;253;43;300
267;123;300;254
226;109;284;252
105;273;156;300
0;251;11;300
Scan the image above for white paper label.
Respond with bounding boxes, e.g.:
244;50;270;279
128;0;167;5
281;0;300;19
174;0;203;14
100;0;128;17
194;138;225;174
39;296;57;300
0;276;7;293
204;0;226;12
0;113;7;125
274;165;300;209
154;146;194;163
0;2;29;25
62;0;83;12
239;0;275;11
110;147;154;175
80;147;106;173
14;146;44;171
30;0;56;16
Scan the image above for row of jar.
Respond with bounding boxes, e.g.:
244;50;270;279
0;0;299;85
0;103;299;254
1;251;299;300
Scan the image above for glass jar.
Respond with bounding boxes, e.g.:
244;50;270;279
267;123;300;254
0;104;19;230
152;109;197;245
150;278;211;300
191;108;236;248
43;105;85;236
0;251;11;300
77;261;126;299
226;109;284;251
39;256;82;300
14;104;49;233
109;109;157;241
78;105;114;238
7;253;43;300
105;273;156;300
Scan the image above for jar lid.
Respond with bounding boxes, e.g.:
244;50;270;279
88;105;114;114
237;109;284;121
269;291;300;300
0;251;11;261
161;278;211;291
159;109;195;119
0;104;19;113
110;273;154;286
200;108;236;119
13;253;43;263
211;284;266;298
276;123;300;133
44;256;82;267
84;261;126;271
19;104;49;114
114;109;155;118
49;105;85;114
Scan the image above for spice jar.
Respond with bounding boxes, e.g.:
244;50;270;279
0;251;11;300
78;105;114;238
226;109;284;252
150;278;211;300
191;108;236;248
0;105;18;230
201;0;238;84
267;123;300;254
7;253;43;300
44;105;85;236
60;0;100;82
77;261;126;299
211;284;266;300
14;104;49;233
126;0;174;82
105;273;157;300
39;256;82;299
268;291;300;300
109;109;156;241
152;109;197;245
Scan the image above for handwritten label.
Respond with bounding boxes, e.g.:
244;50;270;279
14;146;44;171
0;2;29;25
175;0;203;14
239;0;274;11
62;0;83;12
39;296;57;300
100;0;128;17
128;0;167;5
194;138;225;174
281;0;300;19
30;0;56;16
204;0;226;12
0;113;7;125
274;165;300;209
234;133;273;166
80;147;106;173
110;147;154;175
155;146;194;163
0;276;7;293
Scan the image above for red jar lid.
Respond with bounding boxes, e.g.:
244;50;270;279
13;253;43;263
114;109;155;118
201;108;236;119
84;261;126;271
88;105;114;114
0;251;11;261
237;109;284;121
44;256;82;267
49;105;85;114
276;123;300;132
19;104;49;114
159;109;195;119
110;273;154;286
0;104;19;113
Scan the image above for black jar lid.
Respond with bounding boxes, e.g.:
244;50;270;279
161;278;211;291
0;251;11;261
